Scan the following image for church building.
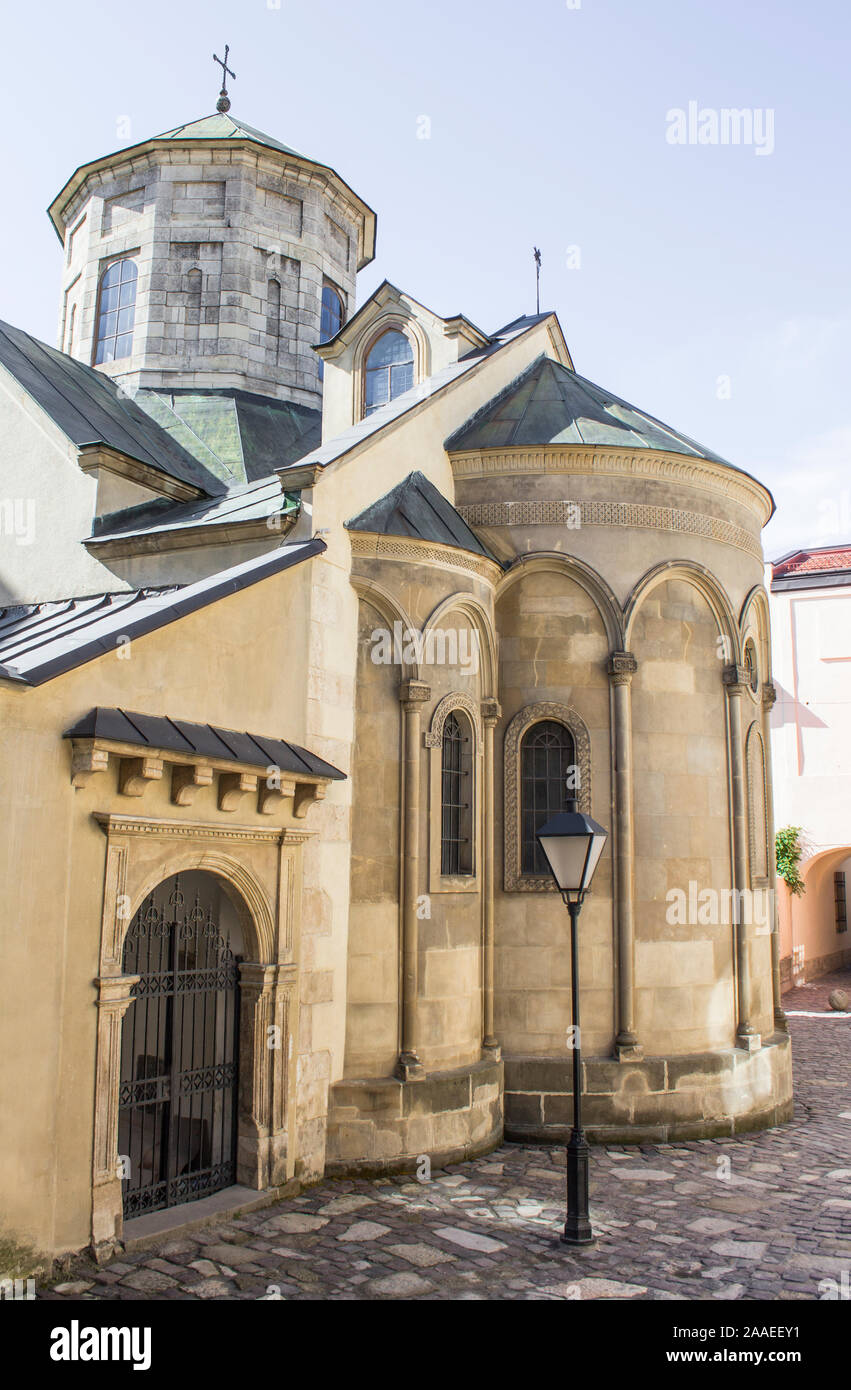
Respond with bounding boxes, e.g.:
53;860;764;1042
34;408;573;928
0;89;791;1262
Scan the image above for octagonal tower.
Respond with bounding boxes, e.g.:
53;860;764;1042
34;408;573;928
49;112;376;413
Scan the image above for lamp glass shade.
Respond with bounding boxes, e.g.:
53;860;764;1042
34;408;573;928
535;808;608;894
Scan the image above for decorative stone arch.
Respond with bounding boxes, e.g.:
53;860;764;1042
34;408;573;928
745;722;770;886
351;575;421;682
126;850;277;965
496;552;624;652
739;585;772;697
90;818;305;1259
624;559;739;661
421;592;498;697
352;312;430;422
425;692;483;892
503;701;592;892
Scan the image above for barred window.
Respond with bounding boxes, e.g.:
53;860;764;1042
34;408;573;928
441;711;473;876
835;872;847;934
94;258;137;364
521;720;576;874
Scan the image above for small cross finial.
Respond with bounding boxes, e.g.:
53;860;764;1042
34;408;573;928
533;247;542;315
213;45;235;113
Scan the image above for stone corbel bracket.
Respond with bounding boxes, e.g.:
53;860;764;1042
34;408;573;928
70;736;335;820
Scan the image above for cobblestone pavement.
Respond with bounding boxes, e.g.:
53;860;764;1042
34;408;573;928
45;970;851;1302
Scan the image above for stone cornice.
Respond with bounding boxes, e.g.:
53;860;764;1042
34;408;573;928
449;445;773;528
78;445;204;503
86;512;296;559
93;812;316;845
75;736;331;819
349;530;501;583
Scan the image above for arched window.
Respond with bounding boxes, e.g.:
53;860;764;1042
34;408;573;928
66;303;76;354
520;720;576;875
318;284;344;382
364;329;414;416
266;278;281;348
320;284;344;343
94;258;137;364
441;711;473;876
744;638;759;694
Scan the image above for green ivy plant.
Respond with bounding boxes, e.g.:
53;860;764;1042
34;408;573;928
776;825;806;896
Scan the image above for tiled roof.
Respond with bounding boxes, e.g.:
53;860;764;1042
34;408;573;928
345;471;497;561
0;540;323;686
773;546;851;578
64;707;345;780
0;320;225;496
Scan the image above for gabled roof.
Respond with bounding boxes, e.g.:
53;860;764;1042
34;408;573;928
0;320;225;496
64;706;345;781
0;539;322;686
445;354;730;465
278;313;556;480
135;388;321;486
345;471;498;561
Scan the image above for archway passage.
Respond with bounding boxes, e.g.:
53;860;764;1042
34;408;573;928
118;871;244;1219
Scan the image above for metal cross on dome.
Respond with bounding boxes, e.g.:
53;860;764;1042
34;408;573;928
213;45;235;113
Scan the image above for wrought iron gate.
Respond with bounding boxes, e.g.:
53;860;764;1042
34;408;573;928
118;874;241;1219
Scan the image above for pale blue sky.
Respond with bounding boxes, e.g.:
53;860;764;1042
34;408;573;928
4;0;849;556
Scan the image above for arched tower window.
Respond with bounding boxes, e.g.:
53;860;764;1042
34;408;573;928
66;303;76;354
94;258;137;364
441;710;474;876
266;278;281;350
364;329;414;416
318;284;344;382
320;284;344;343
520;720;576;875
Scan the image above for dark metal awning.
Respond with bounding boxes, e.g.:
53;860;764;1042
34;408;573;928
64;707;345;782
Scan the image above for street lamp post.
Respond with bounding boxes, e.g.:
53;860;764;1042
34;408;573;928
536;797;608;1247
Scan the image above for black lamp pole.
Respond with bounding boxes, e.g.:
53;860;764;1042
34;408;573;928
563;894;592;1245
536;794;608;1249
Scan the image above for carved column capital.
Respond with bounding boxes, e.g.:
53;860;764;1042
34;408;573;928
762;680;777;710
723;662;749;693
480;698;502;726
608;651;638;685
399;679;431;708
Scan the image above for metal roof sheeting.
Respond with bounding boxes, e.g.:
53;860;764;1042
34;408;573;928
0;320;226;495
445;354;730;463
345;470;497;561
64;706;345;780
0;540;323;686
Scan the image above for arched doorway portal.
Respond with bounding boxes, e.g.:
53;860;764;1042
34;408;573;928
118;871;244;1218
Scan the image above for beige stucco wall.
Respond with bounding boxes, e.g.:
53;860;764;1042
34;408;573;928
0;554;338;1256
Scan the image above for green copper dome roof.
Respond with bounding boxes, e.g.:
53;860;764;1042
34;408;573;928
154;112;305;159
48;113;377;265
445;355;730;465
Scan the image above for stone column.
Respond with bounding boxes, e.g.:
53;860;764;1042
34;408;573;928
91;974;139;1258
608;652;643;1061
724;663;760;1049
238;961;297;1188
761;679;787;1032
397;679;430;1080
481;699;501;1057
